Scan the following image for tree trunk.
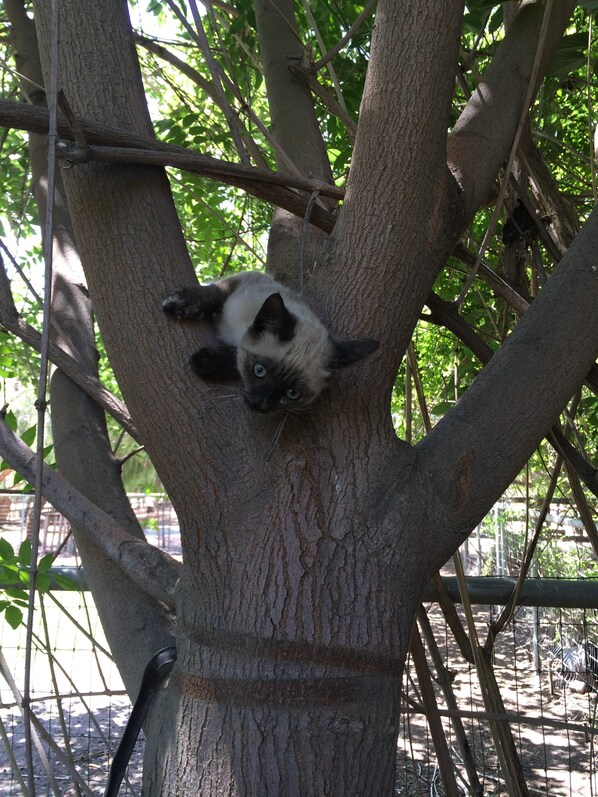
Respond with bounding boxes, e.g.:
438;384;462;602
27;1;596;794
6;0;173;699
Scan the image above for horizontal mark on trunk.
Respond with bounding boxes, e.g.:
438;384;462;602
177;670;399;709
182;624;403;675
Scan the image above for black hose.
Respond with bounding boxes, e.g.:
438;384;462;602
103;645;177;797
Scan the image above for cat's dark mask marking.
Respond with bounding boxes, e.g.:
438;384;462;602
190;346;239;380
240;354;312;412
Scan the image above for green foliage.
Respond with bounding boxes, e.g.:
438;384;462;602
0;537;77;629
0;413;54;491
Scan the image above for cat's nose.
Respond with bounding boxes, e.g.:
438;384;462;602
245;395;271;412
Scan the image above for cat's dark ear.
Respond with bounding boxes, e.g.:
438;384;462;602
251;293;296;342
329;338;379;369
189;346;239;380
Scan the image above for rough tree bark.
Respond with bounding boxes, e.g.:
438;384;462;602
21;0;598;795
5;0;174;698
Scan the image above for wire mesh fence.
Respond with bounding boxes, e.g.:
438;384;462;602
0;591;141;796
0;494;596;796
398;602;598;796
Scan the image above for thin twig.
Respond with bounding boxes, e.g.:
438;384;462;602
58;140;343;199
289;65;357;141
136;32;300;175
0;257;138;440
0;713;30;795
169;171;266;264
298;189;320;294
0;649;63;797
264;413;288;462
165;0;249;164
0;419;181;608
39;595;88;797
587;14;597;203
486;451;564;647
309;0;377;73
0;98;340;231
0;239;43;307
300;0;347;113
190;0;249;163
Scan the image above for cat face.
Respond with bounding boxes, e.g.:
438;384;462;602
238;352;321;412
236;293;378;413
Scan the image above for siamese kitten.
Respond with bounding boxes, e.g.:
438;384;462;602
162;272;379;412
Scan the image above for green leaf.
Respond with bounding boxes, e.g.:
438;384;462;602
4;605;23;629
51;572;79;591
18;539;32;567
547;33;587;77
4;411;17;432
0;537;15;561
488;6;503;33
38;553;55;572
36;573;51;593
0;565;19;584
4;586;29;602
20;425;36;448
431;401;456;416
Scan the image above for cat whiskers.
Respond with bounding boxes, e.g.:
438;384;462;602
195;386;242;407
264;412;288;462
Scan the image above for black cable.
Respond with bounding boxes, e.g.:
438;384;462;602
104;646;177;797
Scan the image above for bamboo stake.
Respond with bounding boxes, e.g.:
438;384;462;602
409;343;530;796
410;620;467;797
417;605;484;796
22;3;59;791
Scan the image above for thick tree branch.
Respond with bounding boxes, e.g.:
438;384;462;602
317;0;464;410
448;0;576;222
289;64;357;141
418;207;598;567
0;98;339;231
254;0;332;183
253;0;334;287
9;0;175;700
451;245;598;397
424;292;598;498
58;140;340;230
0;418;180;607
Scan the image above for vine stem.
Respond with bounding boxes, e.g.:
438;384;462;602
22;1;60;794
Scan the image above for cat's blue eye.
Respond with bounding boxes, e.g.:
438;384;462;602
286;387;301;400
253;363;267;378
